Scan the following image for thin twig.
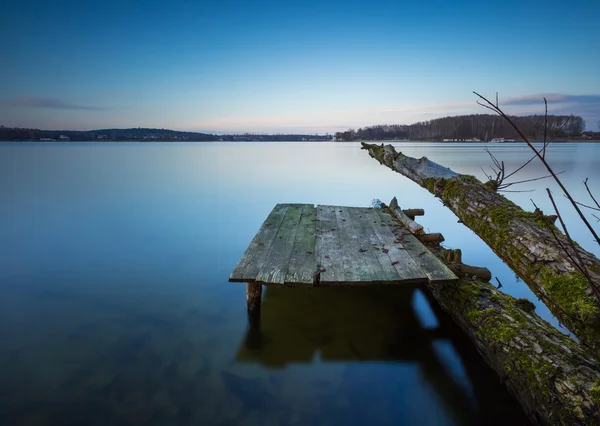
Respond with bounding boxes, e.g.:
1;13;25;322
542;97;548;159
573;200;600;212
584;178;600;209
500;171;566;189
476;101;499;114
480;166;492;180
549;115;573;142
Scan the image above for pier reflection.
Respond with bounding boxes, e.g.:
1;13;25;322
237;284;530;426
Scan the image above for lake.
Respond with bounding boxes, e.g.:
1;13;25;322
1;141;598;426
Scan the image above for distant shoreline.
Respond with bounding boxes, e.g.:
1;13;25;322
2;139;600;143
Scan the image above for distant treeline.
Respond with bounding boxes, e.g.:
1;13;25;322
334;114;586;141
0;126;332;142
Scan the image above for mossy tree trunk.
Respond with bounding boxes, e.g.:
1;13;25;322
362;142;600;350
381;205;600;425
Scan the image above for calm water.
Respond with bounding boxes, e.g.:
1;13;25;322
1;141;598;426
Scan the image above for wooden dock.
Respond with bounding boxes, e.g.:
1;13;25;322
230;203;458;310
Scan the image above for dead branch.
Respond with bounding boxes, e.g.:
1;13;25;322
585;178;600;210
500;171;565;190
543;97;548;159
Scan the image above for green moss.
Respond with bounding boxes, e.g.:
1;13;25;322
441;178;466;200
422;177;436;193
467;310;483;323
458;174;480;184
515;356;557;389
541;268;600;325
591;379;600;405
483;314;518;343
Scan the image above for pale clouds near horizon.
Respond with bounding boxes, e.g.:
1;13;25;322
1;93;598;133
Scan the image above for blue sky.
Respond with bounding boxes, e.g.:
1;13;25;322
1;0;599;132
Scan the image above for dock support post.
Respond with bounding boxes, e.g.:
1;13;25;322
245;282;263;349
246;282;262;312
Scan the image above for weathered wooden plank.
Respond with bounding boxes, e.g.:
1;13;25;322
229;204;289;282
315;205;345;284
284;204;317;285
348;208;401;282
375;209;458;283
335;206;375;283
366;209;428;284
255;205;304;284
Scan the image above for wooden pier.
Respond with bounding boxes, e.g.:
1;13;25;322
229;203;458;311
229;198;600;425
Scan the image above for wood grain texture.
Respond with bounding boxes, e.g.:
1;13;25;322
375;209;457;284
315;205;345;284
348;208;401;282
284;204;317;285
365;208;428;284
334;206;375;283
229;204;289;282
255;205;304;284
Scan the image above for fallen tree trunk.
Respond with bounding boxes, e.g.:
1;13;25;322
362;142;600;350
381;204;600;425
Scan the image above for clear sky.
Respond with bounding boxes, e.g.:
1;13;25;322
1;0;599;133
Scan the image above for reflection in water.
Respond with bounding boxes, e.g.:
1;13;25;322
237;285;529;426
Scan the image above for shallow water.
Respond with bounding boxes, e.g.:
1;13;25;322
2;141;597;425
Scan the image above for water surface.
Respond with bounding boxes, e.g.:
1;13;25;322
3;141;597;425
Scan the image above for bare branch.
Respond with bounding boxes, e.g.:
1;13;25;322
542;97;548;159
500;171;566;189
476;100;500;114
584;178;600;209
549;115;573;143
573;200;600;212
480;166;493;181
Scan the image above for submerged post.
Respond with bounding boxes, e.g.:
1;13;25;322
246;282;263;312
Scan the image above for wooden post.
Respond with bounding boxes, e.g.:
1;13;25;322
420;233;445;243
403;208;425;220
246;282;262;312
